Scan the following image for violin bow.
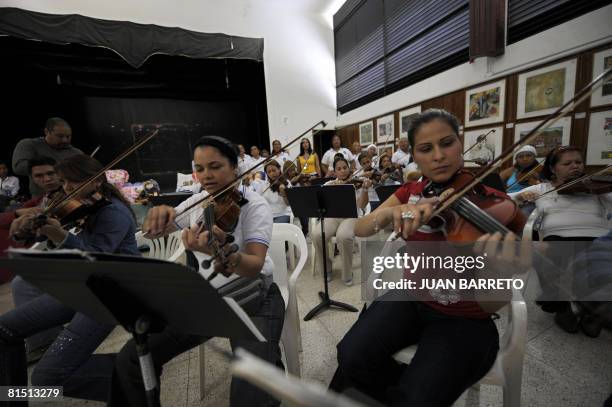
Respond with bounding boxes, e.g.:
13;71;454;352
174;120;327;222
506;162;543;190
432;66;612;218
344;119;397;185
45;128;160;215
463;129;496;157
527;164;612;202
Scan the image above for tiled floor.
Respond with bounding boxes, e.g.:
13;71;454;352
3;248;611;406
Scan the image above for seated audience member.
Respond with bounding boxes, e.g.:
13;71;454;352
509;146;612;332
392;136;412;171
250;145;266;179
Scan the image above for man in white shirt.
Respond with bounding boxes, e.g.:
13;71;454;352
392;136;412;169
321;135;355;174
0;161;19;198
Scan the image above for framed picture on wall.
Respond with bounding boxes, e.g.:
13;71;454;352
399;106;421;138
359;121;374;145
462;126;503;167
464;80;505;127
586;110;612;165
377;144;394;158
376;114;394;143
517;59;576;119
591;48;612;107
514;117;572;162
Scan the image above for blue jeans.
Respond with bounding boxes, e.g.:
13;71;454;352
11;276;62;352
0;279;115;401
273;215;291;223
369;201;381;212
330;296;499;406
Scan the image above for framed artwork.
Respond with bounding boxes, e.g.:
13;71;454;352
517;59;576;119
586;110;612;165
514;117;572;162
591;48;612;107
462;126;503;167
376;114;394;143
377;144;394;158
399;106;421;137
359;121;374;145
464;80;505;127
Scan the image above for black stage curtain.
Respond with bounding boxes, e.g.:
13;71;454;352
0;7;263;68
1;30;268;193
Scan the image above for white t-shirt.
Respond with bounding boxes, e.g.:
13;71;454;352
251;156;266;175
256;181;292;218
237;154;254;177
392;149;412;168
509;182;612;238
271;151;290;167
321;148;355;169
174;186;274;288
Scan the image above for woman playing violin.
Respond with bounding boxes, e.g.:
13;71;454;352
109;136;284;407
260;160;292;223
500;144;542;193
330;109;528;406
510;146;612;240
0;154;139;402
357;153;382;211
378;153;404;185
509;146;612;335
312;157;370;285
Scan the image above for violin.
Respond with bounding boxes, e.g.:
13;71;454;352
12;190;112;243
197;189;244;279
557;175;612;195
420;170;526;241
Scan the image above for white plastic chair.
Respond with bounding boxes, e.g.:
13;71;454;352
368;237;527;407
522;207;543;241
134;230;185;262
199;223;308;399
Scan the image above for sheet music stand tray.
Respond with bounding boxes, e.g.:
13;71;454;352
1;250;264;407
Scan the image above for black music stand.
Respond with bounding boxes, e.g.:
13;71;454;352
374;184;401;203
286;185;359;321
1;250;264;407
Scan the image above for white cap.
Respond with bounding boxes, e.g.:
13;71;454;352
514;144;537;159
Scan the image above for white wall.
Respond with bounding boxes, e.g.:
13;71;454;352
336;4;612;127
0;0;338;156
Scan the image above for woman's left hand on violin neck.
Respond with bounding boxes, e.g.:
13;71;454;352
10;213;68;244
